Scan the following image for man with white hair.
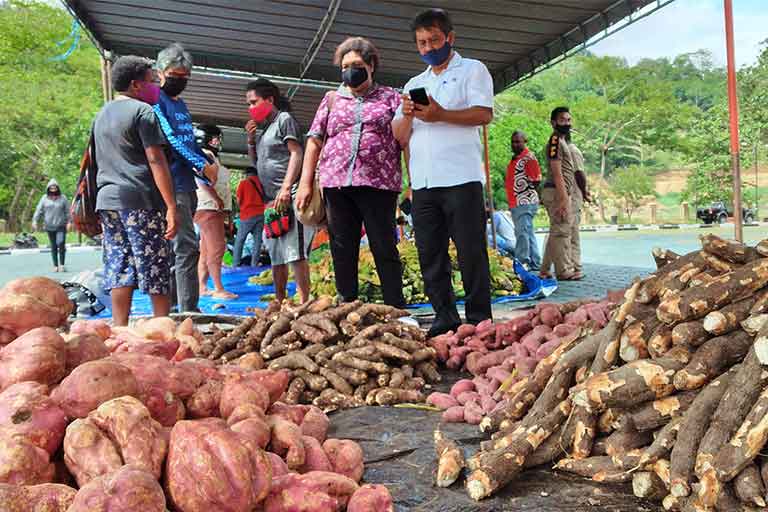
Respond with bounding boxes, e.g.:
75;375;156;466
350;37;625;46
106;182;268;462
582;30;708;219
153;43;216;312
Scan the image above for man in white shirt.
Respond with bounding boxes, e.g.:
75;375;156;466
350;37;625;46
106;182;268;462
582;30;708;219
393;8;494;337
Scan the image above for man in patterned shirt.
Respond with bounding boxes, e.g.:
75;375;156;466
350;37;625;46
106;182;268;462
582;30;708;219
505;131;542;270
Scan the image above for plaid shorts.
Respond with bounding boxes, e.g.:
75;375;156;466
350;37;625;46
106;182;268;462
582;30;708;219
100;210;170;295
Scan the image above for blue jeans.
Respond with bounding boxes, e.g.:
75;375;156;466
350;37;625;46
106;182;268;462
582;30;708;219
232;215;264;266
510;204;541;269
47;229;66;267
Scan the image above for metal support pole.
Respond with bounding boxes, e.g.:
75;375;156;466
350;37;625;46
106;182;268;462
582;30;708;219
287;0;341;99
755;144;759;219
724;0;743;241
99;56;109;104
103;51;114;101
482;126;497;250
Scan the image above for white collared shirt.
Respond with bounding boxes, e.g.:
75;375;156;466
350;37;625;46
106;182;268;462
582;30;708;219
396;51;494;190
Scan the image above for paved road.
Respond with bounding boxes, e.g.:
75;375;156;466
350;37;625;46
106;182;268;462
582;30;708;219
571;225;767;270
2;247;103;286
1;226;764;299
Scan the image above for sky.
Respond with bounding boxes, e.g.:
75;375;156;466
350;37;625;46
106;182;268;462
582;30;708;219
590;0;767;68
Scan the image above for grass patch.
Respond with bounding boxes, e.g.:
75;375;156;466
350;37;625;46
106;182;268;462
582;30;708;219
656;192;682;208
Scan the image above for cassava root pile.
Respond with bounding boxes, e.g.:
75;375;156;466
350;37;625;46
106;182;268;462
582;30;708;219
195;298;439;410
439;233;768;509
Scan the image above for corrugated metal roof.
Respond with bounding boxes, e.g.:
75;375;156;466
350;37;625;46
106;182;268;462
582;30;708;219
65;0;673;142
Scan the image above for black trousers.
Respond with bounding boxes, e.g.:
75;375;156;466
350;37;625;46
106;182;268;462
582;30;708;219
412;182;492;328
47;229;66;267
324;186;405;308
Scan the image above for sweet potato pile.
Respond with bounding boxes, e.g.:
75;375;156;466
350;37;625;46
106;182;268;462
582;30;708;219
0;277;72;343
439;233;768;510
0;288;395;512
195;298;440;411
425;300;612;425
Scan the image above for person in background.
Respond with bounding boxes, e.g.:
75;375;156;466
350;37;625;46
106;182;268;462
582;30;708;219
194;124;236;299
154;43;217;313
539;106;582;281
92;55;177;325
32;179;70;272
233;166;266;267
487;209;517;259
506;130;542;271
392;8;494;336
570;139;589;277
244;78;314;303
297;37;405;308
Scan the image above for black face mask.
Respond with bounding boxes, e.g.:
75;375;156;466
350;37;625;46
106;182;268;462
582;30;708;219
162;76;188;97
555;124;571;136
341;67;368;88
204;142;220;155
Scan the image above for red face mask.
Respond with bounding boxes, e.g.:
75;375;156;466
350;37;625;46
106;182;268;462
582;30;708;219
249;101;273;123
135;81;160;105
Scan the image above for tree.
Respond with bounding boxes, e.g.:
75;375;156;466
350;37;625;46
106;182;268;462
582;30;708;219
681;43;768;207
0;0;101;230
610;166;654;221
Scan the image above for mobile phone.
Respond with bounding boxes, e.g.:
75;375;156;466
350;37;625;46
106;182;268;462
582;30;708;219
409;87;430;106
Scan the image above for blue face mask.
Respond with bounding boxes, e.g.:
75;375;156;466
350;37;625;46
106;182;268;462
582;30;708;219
420;41;452;67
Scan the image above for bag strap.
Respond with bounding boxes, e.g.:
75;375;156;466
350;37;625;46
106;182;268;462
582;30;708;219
152;104;211;185
88;126;96;172
87;126;98;199
316;91;336;179
77;128;94;180
248;176;265;203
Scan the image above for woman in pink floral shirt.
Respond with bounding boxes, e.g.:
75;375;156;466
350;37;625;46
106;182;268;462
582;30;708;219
297;37;405;307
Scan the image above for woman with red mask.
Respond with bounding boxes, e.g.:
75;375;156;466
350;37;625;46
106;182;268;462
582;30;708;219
244;79;314;303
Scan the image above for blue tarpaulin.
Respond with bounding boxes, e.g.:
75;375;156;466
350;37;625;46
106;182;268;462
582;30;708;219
494;260;558;303
95;259;556;318
96;266;284;318
405;260;557;309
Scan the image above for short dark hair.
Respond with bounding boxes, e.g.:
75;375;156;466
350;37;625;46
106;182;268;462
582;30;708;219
410;8;453;36
246;78;291;111
551;106;570;121
196;124;221;137
111;56;153;92
195;124;221;147
511;130;527;142
334;37;380;75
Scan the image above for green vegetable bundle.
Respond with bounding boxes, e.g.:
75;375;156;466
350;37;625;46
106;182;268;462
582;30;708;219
251;240;524;304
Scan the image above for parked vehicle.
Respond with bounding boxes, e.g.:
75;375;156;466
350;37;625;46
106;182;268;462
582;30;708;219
696;201;755;224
